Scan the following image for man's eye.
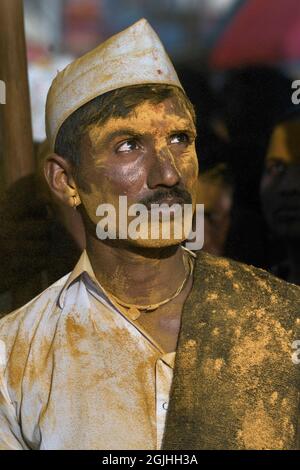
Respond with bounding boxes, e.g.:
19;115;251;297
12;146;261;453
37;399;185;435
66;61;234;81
116;140;139;153
170;133;190;145
266;160;287;176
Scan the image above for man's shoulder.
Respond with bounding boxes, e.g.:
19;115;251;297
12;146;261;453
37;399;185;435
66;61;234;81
0;273;70;341
196;250;299;292
193;251;300;318
167;252;300;450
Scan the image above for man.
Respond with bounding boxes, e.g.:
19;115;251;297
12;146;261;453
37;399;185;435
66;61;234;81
196;164;233;257
0;19;300;450
261;109;300;285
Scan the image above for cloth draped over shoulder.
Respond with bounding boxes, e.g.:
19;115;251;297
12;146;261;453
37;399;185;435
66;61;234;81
163;251;300;450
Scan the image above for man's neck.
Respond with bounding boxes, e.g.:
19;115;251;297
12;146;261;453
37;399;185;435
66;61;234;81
86;236;188;305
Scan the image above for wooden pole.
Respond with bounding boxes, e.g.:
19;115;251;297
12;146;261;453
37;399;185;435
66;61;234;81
0;0;35;188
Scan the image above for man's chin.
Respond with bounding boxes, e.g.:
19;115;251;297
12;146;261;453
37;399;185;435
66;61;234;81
126;236;184;249
271;220;300;240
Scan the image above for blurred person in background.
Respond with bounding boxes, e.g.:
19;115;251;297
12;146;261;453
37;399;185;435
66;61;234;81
260;108;300;285
197;163;233;256
220;66;292;268
0;140;85;316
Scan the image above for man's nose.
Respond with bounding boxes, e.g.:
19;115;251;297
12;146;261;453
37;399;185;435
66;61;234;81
147;146;181;189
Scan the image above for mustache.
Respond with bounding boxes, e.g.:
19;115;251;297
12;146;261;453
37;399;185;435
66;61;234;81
139;186;192;208
274;195;300;210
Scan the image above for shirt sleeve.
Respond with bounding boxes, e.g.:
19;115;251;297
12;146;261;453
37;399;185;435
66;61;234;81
0;340;28;450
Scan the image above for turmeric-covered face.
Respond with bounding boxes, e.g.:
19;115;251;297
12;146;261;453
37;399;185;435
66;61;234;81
260;121;300;238
76;96;198;247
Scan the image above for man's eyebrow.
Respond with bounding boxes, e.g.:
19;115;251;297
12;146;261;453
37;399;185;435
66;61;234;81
92;122;197;150
177;121;197;136
94;128;144;149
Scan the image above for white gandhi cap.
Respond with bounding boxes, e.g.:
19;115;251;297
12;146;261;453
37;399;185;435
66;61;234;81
45;18;184;151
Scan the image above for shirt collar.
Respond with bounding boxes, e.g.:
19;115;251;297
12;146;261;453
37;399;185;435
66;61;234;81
58;250;98;309
58;246;196;312
160;352;176;369
57;250;188;360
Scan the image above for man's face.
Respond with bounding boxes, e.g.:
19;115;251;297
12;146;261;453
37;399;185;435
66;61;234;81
75;96;198;247
260;121;300;239
196;174;232;256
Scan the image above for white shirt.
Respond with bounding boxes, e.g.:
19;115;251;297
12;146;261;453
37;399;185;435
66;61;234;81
0;251;175;450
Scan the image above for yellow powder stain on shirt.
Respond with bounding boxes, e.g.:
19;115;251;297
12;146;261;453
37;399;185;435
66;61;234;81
180;339;197;368
238;403;284;449
214;358;224;372
202;357;225;377
242;265;252;273
176;339;198;409
27;337;53;383
270;391;278;405
206;293;219;301
230;334;271;371
254;308;266;320
65;315;88;358
235;326;241;338
281;398;288;408
225;270;234;279
227;309;237;318
209;258;230;269
8;337;27;391
0;392;6;406
270;295;278;304
257;279;273;294
185;339;197;349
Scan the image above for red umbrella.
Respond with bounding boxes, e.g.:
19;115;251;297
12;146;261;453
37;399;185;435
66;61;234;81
210;0;300;69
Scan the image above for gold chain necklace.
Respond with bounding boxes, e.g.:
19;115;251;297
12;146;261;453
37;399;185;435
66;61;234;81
107;248;195;320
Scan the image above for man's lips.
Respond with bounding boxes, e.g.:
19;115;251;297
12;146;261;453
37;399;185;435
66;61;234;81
139;187;192;210
145;197;186;209
274;206;300;221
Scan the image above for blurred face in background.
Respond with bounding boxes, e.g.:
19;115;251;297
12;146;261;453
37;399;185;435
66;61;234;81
260;120;300;240
196;167;233;256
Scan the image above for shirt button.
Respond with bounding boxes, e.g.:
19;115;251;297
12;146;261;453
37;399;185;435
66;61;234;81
162;402;168;411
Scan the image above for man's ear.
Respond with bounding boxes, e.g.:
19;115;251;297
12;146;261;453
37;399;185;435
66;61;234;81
44;154;82;208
